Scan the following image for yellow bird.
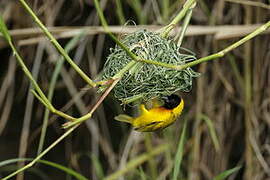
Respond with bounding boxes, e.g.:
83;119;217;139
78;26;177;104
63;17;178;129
115;94;184;132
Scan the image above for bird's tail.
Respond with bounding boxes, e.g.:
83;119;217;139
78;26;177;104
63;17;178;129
114;114;133;123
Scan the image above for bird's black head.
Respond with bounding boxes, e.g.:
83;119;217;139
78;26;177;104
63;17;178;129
162;94;181;109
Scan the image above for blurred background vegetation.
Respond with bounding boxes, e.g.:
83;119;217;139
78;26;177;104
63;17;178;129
0;0;270;180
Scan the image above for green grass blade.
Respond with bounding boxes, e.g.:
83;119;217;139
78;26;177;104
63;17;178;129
227;54;244;90
213;166;242;180
104;144;169;180
138;166;148;180
200;114;220;152
37;159;87;180
127;0;146;24
115;0;126;24
162;0;169;22
0;165;50;180
172;119;187;180
2;124;79;180
0;158;88;180
91;154;105;179
144;133;157;179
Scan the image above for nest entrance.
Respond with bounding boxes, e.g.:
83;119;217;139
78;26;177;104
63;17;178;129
102;29;200;104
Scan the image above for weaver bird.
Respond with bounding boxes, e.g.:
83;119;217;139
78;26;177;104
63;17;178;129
115;94;184;132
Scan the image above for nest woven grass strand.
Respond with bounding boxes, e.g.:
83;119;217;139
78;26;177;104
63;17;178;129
102;29;200;104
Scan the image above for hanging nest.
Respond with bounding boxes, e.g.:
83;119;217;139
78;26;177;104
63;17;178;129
101;29;200;104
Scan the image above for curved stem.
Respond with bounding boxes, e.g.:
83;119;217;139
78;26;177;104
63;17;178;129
177;20;270;70
62;78;120;129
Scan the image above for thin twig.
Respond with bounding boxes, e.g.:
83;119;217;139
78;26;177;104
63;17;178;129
177;20;270;70
63;78;120;128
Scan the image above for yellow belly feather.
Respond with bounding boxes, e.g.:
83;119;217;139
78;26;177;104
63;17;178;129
134;100;184;131
115;98;184;132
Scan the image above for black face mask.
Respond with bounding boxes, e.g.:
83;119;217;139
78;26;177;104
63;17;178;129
162;94;181;109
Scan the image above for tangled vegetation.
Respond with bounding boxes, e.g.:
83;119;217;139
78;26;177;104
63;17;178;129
102;29;200;103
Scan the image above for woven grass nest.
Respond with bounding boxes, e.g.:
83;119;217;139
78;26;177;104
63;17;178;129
101;29;200;104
